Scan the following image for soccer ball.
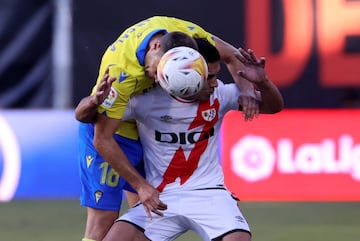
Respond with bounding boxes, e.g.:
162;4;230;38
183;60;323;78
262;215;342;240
157;46;208;99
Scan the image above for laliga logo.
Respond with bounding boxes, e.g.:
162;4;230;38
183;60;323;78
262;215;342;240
231;135;275;182
0;115;21;201
231;134;360;182
101;87;118;108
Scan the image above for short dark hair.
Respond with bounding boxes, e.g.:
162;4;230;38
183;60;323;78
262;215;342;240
159;31;198;53
195;38;220;63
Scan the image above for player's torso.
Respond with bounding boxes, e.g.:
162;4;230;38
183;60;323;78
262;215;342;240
135;87;230;192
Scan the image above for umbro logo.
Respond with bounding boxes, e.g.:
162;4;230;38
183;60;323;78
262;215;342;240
235;216;245;223
160;115;172;122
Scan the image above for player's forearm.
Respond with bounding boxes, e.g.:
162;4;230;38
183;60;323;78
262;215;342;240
74;96;99;123
214;36;255;96
93;136;147;191
255;77;284;114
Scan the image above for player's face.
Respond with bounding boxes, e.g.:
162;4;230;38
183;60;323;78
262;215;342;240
144;49;162;80
192;61;221;101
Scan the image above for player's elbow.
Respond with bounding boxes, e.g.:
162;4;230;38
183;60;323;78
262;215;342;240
260;97;284;114
272;95;285;113
269;102;284;114
74;107;95;123
74;108;85;122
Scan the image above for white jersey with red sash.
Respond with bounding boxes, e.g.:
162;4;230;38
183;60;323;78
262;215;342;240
123;80;240;193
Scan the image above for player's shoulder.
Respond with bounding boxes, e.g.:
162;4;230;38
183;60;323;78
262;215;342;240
217;79;225;86
215;79;228;91
214;80;239;96
127;86;159;112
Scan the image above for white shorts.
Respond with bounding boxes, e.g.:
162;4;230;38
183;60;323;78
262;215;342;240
117;188;251;241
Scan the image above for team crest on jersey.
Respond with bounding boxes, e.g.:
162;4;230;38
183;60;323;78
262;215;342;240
201;108;217;122
86;155;93;168
101;87;118;108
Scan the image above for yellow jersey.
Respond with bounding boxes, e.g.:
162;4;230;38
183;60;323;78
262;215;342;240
93;16;215;140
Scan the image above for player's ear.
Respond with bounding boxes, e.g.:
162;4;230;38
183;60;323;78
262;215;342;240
153;40;161;50
148;40;161;53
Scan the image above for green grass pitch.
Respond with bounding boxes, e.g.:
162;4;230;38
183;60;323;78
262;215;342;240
0;201;359;241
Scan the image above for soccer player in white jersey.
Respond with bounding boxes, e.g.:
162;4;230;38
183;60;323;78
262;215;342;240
76;16;261;241
102;38;284;241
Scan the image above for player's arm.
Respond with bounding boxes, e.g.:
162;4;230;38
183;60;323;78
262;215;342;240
255;78;284;114
74;96;100;123
93;114;167;218
235;48;284;114
74;68;116;123
213;36;260;120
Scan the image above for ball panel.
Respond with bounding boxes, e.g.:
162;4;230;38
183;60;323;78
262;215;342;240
157;46;208;99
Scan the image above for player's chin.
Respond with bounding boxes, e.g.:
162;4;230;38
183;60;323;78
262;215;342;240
144;68;155;79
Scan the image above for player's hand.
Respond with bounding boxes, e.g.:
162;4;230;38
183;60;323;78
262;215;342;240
238;95;259;121
234;48;267;85
137;183;167;219
90;67;116;106
234;48;270;120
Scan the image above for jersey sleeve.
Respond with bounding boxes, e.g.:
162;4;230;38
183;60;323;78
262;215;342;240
122;96;135;121
216;80;241;111
122;92;147;122
95;64;135;119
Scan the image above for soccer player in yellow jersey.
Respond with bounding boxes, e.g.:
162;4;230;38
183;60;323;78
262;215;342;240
76;16;260;241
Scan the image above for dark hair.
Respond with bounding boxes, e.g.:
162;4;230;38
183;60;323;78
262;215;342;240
195;38;220;63
159;31;198;53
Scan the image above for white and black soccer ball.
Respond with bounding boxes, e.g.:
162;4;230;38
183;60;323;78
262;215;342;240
157;46;208;99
